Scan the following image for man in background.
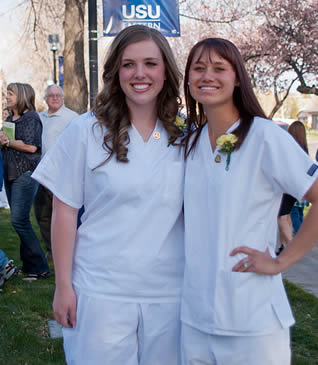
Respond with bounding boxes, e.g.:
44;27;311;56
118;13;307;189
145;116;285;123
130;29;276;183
34;85;78;261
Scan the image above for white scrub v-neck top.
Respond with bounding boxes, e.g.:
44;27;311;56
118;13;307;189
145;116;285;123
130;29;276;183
32;112;185;303
182;117;318;336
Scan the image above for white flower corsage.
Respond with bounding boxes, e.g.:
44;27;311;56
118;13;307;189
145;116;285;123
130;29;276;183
216;133;238;171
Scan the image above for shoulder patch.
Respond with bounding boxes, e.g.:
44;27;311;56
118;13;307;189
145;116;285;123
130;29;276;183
307;164;318;176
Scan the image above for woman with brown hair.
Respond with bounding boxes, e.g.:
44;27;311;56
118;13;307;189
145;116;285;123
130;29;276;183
288;121;309;153
0;83;49;280
33;25;185;364
181;38;318;364
2;107;12;121
278;121;310;249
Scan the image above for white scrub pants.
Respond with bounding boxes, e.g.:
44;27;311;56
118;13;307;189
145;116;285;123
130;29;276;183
63;291;181;365
181;322;291;365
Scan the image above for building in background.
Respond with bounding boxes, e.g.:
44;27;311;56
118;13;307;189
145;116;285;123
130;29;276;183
298;108;318;129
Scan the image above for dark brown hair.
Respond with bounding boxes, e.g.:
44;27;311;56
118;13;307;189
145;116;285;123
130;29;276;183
288;121;308;154
7;83;36;116
184;38;267;158
94;25;182;163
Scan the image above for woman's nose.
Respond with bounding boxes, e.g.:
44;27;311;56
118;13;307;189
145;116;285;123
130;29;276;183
202;69;215;81
135;64;145;78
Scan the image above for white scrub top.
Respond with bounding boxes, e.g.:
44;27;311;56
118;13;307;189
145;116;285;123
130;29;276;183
182;117;318;336
32;112;185;303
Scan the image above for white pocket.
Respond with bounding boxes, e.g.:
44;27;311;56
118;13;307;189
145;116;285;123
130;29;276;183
214;270;273;332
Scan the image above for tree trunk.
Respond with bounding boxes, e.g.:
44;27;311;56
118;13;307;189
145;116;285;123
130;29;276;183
269;77;297;119
63;0;88;114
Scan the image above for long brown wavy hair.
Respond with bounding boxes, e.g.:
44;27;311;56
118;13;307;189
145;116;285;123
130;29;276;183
184;38;267;158
94;25;182;163
288;121;309;154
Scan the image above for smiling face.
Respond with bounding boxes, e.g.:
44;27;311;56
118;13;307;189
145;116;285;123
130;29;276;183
188;48;238;110
119;39;166;113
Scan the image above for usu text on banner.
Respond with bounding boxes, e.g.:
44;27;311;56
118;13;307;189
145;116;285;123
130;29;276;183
103;0;180;37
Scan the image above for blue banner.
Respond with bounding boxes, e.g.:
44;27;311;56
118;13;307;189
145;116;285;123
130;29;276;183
103;0;180;37
58;56;64;88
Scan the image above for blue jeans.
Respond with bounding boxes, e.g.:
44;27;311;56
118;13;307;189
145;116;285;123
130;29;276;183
4;171;49;274
0;249;8;271
290;206;304;234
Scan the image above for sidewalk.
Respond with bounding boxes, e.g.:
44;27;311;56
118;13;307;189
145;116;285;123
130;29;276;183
282;144;318;298
283;245;318;298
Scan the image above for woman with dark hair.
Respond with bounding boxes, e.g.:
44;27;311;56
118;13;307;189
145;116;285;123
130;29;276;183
2;107;11;121
278;121;310;249
181;38;318;364
32;25;185;364
288;121;309;153
0;83;49;280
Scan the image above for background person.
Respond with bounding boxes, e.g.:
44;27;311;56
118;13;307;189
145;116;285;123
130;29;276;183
2;107;12;121
0;122;9;209
32;25;185;365
182;38;318;365
0;83;49;281
34;85;78;261
0;249;17;290
278;121;310;253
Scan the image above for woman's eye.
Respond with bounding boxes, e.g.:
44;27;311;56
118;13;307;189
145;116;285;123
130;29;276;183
122;63;133;68
215;67;225;72
146;62;157;67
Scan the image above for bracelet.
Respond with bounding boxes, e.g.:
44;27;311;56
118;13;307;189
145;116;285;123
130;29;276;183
6;140;10;148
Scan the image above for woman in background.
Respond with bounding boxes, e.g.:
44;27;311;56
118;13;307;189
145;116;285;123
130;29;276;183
2;107;11;121
0;83;49;280
278;121;310;252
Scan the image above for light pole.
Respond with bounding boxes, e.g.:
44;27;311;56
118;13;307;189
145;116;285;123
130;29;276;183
88;0;98;108
48;34;60;84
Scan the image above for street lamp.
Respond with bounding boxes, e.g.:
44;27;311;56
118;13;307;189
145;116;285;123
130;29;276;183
48;34;60;84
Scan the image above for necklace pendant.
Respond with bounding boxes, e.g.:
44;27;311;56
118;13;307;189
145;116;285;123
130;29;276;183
215;154;221;163
153;131;160;140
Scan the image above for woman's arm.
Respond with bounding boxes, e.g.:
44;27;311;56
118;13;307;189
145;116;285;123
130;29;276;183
231;178;318;275
5;139;38;153
0;132;37;153
51;196;78;328
278;214;293;244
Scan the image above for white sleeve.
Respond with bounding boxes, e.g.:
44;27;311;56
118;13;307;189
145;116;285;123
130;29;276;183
261;123;318;201
32;113;90;208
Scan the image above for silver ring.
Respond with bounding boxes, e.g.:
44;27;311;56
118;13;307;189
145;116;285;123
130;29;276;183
243;262;249;268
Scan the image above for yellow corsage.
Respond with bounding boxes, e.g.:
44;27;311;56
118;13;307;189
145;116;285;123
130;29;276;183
168;114;187;146
216;133;238;171
175;115;187;129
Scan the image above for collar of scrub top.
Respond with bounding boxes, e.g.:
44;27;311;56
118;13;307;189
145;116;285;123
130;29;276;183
203;118;240;135
130;119;163;144
224;119;240;134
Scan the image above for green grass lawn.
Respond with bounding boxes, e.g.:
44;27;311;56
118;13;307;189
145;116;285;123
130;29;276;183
0;207;64;365
1;208;318;364
307;129;318;143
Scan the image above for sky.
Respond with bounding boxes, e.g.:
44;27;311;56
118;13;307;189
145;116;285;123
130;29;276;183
0;0;30;82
